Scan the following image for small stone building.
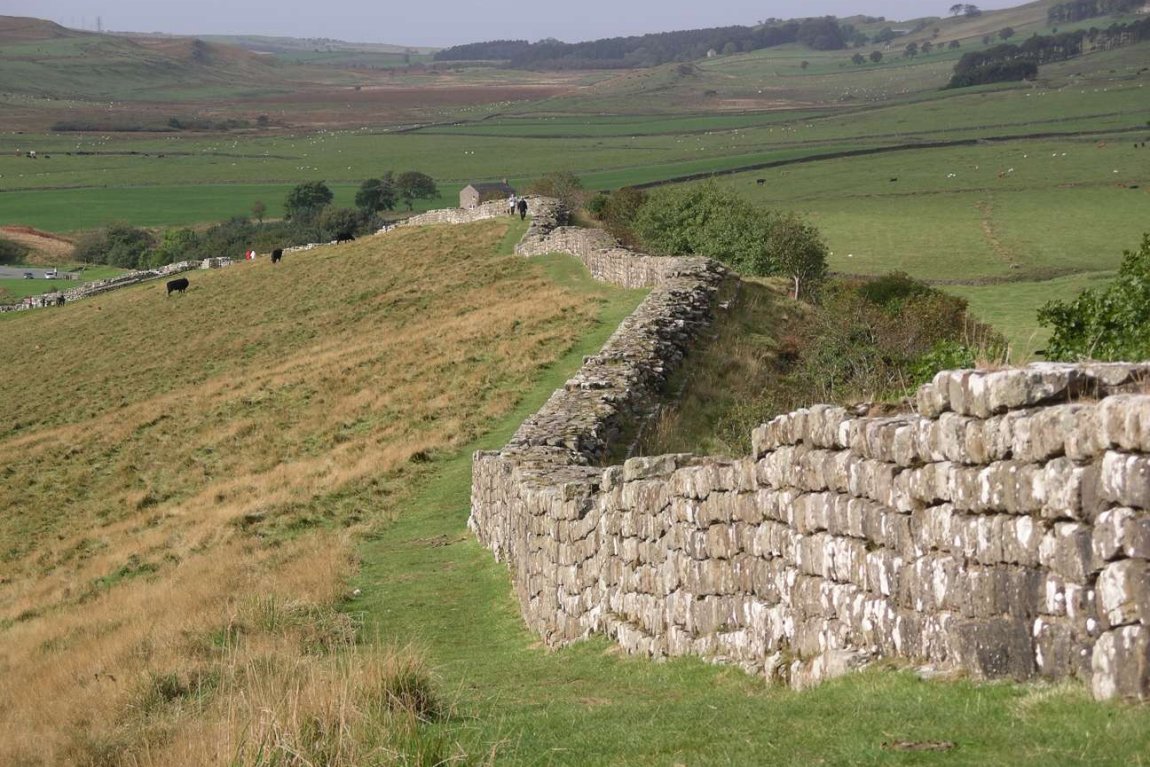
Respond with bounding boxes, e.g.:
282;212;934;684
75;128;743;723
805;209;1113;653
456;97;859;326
460;181;515;209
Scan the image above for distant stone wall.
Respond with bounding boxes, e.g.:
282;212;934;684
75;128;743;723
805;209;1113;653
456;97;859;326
1;261;196;312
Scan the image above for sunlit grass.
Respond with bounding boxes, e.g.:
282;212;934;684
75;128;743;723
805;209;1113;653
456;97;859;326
0;217;612;764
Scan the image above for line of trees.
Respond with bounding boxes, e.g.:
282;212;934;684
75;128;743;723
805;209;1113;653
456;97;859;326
72;173;441;270
1047;0;1144;24
947;16;1150;88
433;16;873;69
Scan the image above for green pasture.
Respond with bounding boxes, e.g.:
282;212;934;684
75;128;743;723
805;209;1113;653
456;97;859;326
948;270;1119;360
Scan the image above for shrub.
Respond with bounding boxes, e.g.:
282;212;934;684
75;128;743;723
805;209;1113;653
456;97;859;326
1038;233;1150;361
73;223;156;269
527;170;585;213
631;183;772;272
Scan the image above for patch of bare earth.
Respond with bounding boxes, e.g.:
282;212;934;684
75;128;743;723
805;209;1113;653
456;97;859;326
0;226;74;265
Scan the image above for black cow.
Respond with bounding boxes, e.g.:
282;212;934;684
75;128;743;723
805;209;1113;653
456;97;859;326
336;233;355;243
166;277;189;296
756;178;766;185
55;294;65;306
271;248;283;264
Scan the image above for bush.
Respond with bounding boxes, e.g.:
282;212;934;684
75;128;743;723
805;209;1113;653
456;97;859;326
527;170;585;213
600;186;648;247
1038;234;1150;361
73;223;156;269
284;181;334;222
798;274;1003;401
631;183;773;273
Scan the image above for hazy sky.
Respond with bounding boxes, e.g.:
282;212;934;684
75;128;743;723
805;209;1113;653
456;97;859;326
8;0;1025;47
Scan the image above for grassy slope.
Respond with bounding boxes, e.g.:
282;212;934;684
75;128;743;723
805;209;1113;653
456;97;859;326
0;217;627;763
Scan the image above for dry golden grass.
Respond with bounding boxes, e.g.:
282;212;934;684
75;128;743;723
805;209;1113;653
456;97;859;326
0;219;601;765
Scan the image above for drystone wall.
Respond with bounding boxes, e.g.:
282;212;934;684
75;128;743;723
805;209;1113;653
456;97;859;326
0;261;196;312
407;197;1149;701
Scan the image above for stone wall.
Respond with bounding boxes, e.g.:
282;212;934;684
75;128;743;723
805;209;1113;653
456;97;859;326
398;197;1149;701
463;204;1149;701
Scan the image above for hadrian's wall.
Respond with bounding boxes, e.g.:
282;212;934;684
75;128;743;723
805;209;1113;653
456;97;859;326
402;197;1150;701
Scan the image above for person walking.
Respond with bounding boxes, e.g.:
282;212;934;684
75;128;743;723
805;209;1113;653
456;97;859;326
517;197;528;220
508;193;517;216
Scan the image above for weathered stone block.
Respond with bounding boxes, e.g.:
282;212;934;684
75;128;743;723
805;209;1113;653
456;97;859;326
1100;451;1150;509
1038;522;1094;583
953;617;1036;679
1099;394;1150;453
1092;626;1150;701
1097;559;1150;627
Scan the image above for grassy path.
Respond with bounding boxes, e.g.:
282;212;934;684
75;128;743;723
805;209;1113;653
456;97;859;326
352;228;1150;765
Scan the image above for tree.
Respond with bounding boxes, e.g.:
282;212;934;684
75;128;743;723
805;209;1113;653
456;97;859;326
851;52;866;65
355;173;397;214
800;60;810;69
948;40;962;49
873;27;898;44
251;200;266;223
395;171;438;210
964;4;982;17
949;3;965;15
768;212;829;300
73;223;156;269
149;227;198;268
631;183;772;274
601;186;648;247
904;41;919;57
921;40;935;54
796;16;847;50
284;181;333;221
526;170;585;213
1038;234;1150;361
999;27;1016;41
320;207;362;241
870;50;884;63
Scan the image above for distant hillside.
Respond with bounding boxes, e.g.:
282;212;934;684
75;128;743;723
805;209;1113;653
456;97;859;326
432;0;1142;68
0;16;286;101
0;15;80;41
195;33;435;56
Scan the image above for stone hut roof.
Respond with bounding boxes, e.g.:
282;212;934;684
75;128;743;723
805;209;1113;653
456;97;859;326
465;181;516;194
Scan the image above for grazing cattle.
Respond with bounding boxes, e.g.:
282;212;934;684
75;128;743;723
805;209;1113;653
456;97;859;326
271;248;283;264
889;177;898;182
336;233;355;243
55;294;65;306
166;277;189;296
756;178;766;185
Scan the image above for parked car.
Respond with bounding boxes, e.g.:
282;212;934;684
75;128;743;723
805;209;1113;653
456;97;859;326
44;269;57;279
23;272;33;279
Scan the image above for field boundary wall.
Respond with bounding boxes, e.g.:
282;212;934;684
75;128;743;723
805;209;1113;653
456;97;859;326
407;198;1150;701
